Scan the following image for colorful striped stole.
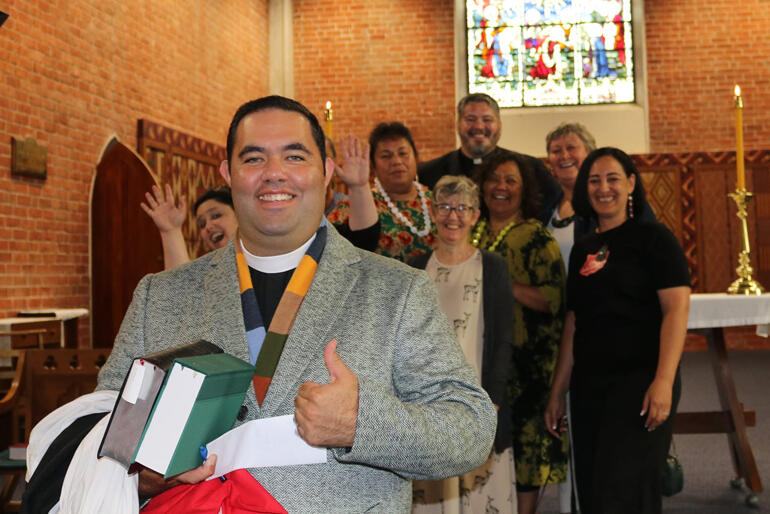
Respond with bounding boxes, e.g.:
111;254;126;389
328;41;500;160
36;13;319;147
234;224;327;406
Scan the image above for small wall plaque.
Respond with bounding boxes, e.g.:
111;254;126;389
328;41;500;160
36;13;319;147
11;137;47;179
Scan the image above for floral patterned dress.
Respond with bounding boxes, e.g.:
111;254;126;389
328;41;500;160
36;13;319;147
477;218;569;489
327;184;436;262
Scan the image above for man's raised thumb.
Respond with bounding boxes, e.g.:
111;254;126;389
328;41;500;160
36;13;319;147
323;339;347;382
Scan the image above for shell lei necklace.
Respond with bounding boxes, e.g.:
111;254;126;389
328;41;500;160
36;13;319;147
374;178;432;237
471;218;518;251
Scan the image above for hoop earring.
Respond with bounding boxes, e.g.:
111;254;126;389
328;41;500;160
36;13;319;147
627;194;634;219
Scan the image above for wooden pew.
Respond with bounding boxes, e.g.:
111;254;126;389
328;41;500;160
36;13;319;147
13;348;110;444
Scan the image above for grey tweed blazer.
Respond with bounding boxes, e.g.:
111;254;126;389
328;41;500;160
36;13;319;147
97;226;496;513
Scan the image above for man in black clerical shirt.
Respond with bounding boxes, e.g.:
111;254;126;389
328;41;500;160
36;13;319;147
418;93;560;223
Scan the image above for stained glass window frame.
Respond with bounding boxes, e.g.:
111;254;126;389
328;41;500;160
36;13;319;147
466;0;635;108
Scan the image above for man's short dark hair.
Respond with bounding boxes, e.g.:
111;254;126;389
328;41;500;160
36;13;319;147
457;93;500;119
226;95;326;165
368;122;419;163
193;186;233;214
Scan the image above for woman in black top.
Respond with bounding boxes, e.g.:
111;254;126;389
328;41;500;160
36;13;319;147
544;147;691;514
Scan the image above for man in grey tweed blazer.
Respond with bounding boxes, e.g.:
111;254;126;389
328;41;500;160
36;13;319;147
97;96;496;512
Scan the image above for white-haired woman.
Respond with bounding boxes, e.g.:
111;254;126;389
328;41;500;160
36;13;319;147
409;175;516;513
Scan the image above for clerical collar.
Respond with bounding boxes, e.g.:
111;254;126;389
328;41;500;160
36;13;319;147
239;234;316;273
458;149;484;171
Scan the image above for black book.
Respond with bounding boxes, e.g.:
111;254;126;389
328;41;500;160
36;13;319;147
97;340;223;471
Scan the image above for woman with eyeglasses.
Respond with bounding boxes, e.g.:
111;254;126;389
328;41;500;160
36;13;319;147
473;149;569;514
408;175;515;513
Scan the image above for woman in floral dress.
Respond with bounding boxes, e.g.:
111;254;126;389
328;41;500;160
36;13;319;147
327;122;435;261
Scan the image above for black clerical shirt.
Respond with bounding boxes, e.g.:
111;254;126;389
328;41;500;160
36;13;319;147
248;267;293;328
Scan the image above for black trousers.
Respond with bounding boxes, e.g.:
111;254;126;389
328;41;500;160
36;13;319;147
570;369;681;514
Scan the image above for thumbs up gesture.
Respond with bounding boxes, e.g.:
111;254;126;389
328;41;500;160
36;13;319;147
294;340;359;447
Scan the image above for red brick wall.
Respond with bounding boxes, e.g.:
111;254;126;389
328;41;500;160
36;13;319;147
295;0;769;157
4;0;768;345
0;1;269;343
293;0;457;161
645;0;769;153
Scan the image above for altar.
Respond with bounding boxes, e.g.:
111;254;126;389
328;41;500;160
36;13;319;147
676;293;770;507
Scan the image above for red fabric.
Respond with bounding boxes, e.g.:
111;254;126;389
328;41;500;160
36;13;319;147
142;469;287;514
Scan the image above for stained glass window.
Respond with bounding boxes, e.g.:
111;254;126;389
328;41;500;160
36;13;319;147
467;0;634;107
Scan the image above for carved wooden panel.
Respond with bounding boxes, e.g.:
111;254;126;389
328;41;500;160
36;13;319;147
632;154;698;290
638;166;683;241
632;151;769;294
137;120;227;259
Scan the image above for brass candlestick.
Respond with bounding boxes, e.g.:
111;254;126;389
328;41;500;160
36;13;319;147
727;189;765;295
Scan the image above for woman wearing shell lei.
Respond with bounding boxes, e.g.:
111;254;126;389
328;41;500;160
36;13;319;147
327;122;435;262
472;149;569;514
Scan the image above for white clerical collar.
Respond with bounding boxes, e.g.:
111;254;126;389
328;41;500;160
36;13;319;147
239;233;316;273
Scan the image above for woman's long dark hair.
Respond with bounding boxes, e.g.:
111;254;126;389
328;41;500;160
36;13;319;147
474;148;541;220
572;147;648;220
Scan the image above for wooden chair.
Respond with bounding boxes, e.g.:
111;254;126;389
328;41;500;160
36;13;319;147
0;350;27;444
0;350;26;513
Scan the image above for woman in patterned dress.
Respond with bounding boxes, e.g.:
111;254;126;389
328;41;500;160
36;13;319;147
472;149;569;514
327;122;435;261
409;175;516;513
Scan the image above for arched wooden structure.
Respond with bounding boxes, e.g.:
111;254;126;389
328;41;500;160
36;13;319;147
90;138;163;348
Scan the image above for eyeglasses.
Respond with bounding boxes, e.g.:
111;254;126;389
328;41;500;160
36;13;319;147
434;203;475;218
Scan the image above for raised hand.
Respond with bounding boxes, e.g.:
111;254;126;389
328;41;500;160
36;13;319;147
294;340;359;448
336;136;371;188
140;184;187;233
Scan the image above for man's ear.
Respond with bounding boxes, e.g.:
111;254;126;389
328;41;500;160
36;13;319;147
324;157;335;188
219;159;231;186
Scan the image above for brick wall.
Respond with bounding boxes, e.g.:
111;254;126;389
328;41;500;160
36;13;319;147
294;0;769;156
3;0;767;345
293;0;457;161
0;0;269;343
645;0;770;153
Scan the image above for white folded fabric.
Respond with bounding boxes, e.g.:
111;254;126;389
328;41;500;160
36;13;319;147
26;390;139;514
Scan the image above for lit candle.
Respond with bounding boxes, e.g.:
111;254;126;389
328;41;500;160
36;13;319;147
734;85;745;190
324;101;333;140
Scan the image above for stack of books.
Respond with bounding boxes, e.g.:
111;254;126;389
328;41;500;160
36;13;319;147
98;340;255;477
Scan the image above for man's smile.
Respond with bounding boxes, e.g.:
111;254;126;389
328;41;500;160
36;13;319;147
258;193;296;202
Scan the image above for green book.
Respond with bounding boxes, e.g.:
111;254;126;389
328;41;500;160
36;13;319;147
132;353;255;477
98;340;224;470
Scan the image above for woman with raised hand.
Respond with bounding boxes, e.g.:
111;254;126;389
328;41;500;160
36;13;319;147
141;185;237;269
327;122;435;261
